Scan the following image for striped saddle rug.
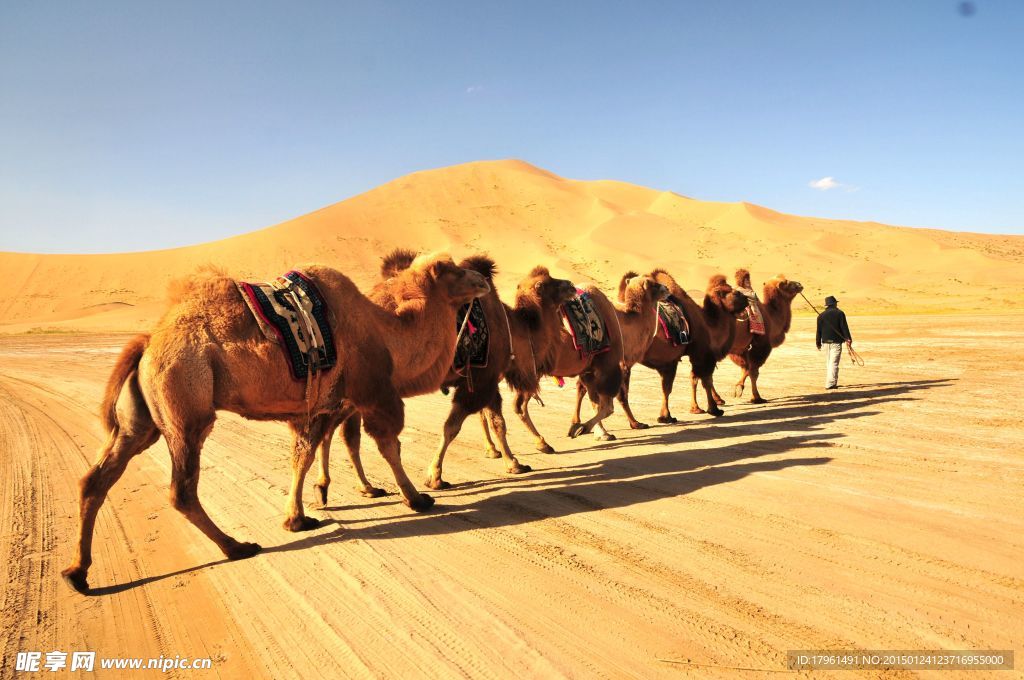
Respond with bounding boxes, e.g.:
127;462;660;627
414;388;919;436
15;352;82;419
560;290;610;359
657;299;690;346
453;298;489;371
236;270;337;381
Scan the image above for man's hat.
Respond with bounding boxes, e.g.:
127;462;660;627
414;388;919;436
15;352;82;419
824;295;838;306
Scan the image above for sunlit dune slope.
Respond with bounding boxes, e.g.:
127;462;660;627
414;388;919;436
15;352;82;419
2;159;1022;332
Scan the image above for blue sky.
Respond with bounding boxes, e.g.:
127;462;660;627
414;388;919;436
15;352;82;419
1;1;1021;253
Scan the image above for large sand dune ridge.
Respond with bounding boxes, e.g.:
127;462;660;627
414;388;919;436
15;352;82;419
2;159;1022;332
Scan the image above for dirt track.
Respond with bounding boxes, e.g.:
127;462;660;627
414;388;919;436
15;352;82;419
1;315;1021;678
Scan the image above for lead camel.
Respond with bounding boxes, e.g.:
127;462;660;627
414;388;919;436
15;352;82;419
61;255;488;593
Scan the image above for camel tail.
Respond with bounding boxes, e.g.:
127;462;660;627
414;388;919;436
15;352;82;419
100;334;150;433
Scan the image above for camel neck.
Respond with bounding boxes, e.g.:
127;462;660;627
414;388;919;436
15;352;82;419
380;293;459;392
763;291;794;343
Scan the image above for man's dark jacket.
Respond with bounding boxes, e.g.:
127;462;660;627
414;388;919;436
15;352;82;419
816;306;852;346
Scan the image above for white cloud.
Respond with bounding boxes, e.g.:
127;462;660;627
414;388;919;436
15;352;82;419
809;176;841;191
465;85;483;94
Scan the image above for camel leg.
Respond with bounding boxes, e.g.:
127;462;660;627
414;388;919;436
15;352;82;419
748;363;766;404
711;384;726;406
339;413;386;498
567;378;587;437
657;363;679;424
167;425;263;555
574;394;615;440
358;394;433;511
515;391;555;453
484;392;531;475
480;413;501;459
313;418;338;508
617;367;649;430
701;373;724;417
61;390;159;593
375;437;434;511
734;363;750;398
571;376;615;439
689;371;706;414
283;416;330;531
425;400;473;490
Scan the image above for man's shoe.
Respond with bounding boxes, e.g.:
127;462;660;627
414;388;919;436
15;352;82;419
826;385;838;390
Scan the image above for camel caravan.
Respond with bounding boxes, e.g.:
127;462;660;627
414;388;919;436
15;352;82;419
61;250;802;593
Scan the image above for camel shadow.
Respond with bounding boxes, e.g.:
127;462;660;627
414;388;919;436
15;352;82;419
564;377;957;451
92;430;834;594
277;430;836;546
89;380;952;594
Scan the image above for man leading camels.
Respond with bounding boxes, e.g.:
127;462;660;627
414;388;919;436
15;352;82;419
816;295;854;390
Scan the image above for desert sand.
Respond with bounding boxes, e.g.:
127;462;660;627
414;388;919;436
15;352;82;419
2;160;1023;335
1;161;1022;677
1;315;1021;677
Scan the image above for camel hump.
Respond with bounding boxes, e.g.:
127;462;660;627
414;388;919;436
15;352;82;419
100;334;150;432
459;255;498;282
735;268;752;288
380;248;419;279
617;271;640;302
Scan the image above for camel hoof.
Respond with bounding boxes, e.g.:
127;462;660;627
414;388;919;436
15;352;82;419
713;397;726;406
595;433;617;442
707;405;724;417
359;486;387;498
283;515;321;532
750;397;767;404
631;422;650;430
227;541;262;560
61;566;90;594
314;483;329;507
407;493;435;512
537;442;556;454
483;447;502;459
567;423;585;438
507;462;532;475
424;478;451;491
689;406;705;414
657;415;678;424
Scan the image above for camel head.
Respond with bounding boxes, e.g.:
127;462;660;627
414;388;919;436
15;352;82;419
406;252;490;305
620;272;669;311
516;266;576;311
706;274;749;315
764;274;804;303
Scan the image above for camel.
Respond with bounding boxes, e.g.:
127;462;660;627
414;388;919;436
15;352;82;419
616;270;748;425
493;278;626;444
61;254;489;593
573;273;669;432
722;269;804;403
313;252;575;498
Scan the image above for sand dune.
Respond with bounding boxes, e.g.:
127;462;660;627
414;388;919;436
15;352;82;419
2;159;1022;332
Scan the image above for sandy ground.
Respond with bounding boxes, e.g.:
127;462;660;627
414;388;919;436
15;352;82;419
1;314;1021;679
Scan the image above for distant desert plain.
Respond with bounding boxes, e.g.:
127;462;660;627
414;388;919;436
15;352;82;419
1;161;1021;677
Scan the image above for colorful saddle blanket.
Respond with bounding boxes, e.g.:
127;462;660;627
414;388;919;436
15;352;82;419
237;271;337;381
560;290;610;358
739;289;766;335
657;299;690;346
453;298;489;371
